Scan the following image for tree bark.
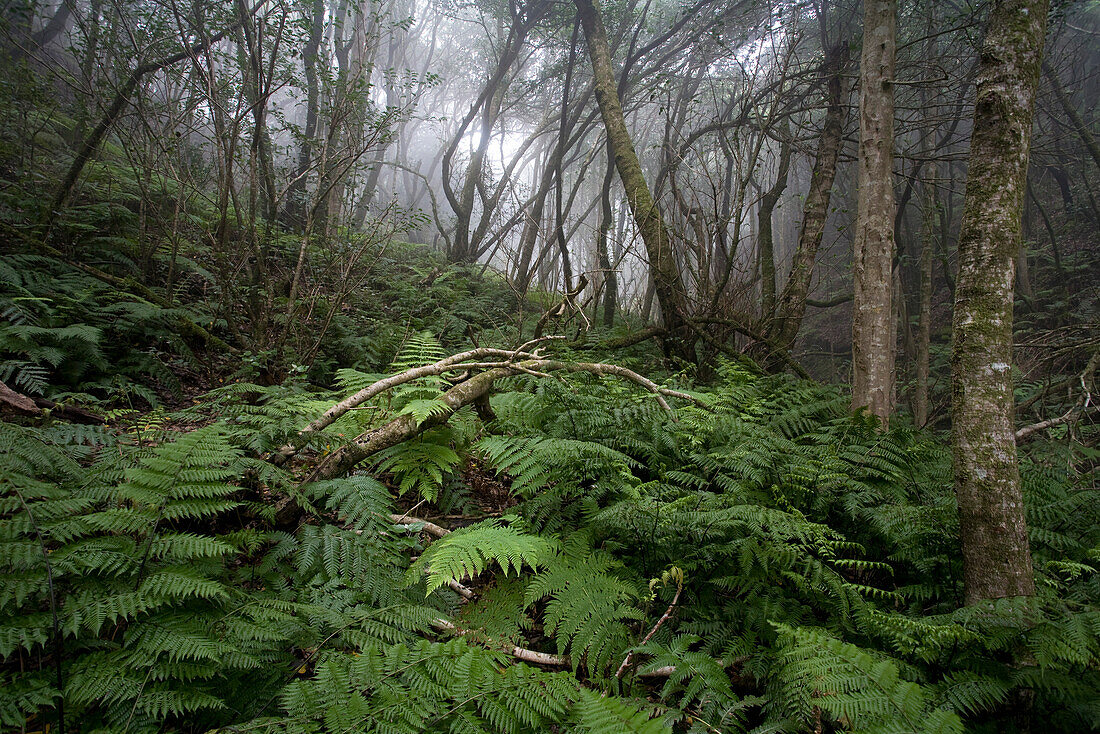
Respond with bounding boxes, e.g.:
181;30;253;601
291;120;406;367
914;182;935;428
769;43;848;354
952;0;1048;605
851;0;897;424
597;141;617;327
758;132;792;324
575;0;692;360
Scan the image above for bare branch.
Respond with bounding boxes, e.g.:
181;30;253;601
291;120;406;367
1016;404;1099;444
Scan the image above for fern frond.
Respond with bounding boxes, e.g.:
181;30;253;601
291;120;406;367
408;520;555;594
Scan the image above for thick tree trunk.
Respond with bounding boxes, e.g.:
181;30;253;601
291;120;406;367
851;0;898;423
952;0;1048;605
576;0;692;360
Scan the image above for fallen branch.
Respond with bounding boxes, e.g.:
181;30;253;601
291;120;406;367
447;580;477;600
0;380;104;424
1016;404;1099;444
288;352;709;480
273;348;542;464
432;619;570;666
383;515;475;598
307;367;515;481
389;514;450;539
0;380;40;416
431;619;739;677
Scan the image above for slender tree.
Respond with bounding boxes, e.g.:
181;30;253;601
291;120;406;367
575;0;692;359
768;40;848;356
952;0;1049;605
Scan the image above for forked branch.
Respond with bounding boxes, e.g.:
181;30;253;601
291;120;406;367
280;345;709;477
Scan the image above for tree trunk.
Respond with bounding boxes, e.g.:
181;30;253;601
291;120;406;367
441;11;534;263
758;132;792;325
576;0;692;360
851;0;897;424
952;0;1048;605
914;179;935;428
769;43;848;353
284;0;324;230
46;19;244;231
597;142;617;327
553;19;581;291
1043;63;1100;175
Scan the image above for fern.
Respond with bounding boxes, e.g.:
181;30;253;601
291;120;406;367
266;639;581;733
571;689;667;734
408;520;555;594
772;624;964;734
524;533;644;673
372;429;463;501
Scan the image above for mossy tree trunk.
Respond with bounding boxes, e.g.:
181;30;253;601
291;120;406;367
952;0;1048;605
575;0;693;360
851;0;898;424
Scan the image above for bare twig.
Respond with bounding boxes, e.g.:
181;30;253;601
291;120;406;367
615;580;683;678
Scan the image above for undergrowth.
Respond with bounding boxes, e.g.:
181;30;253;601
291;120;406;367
2;337;1097;733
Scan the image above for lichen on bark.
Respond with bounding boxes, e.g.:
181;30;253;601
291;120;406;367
951;0;1048;605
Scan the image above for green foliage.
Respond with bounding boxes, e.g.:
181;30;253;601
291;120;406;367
268;639;584;734
772;624;964;734
0;253;207;404
524;533;644;673
2;350;1098;733
572;689;665;734
409;520;555;594
372;430;463;501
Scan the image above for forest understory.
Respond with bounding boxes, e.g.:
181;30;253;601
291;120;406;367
2;0;1099;732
